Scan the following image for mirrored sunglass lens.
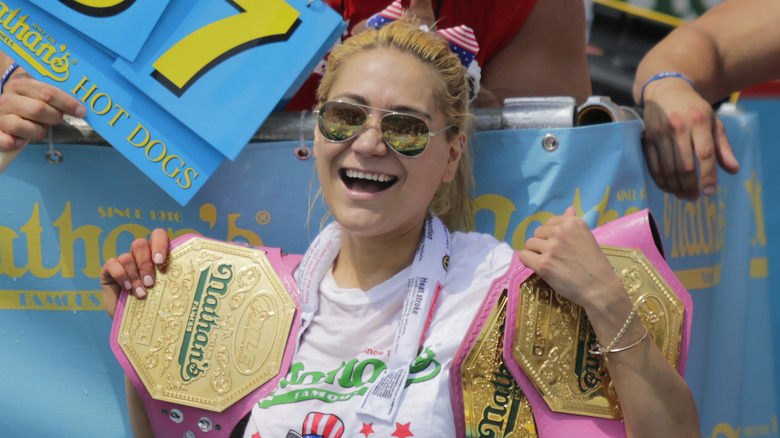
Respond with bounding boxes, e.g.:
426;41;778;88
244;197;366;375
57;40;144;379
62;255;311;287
382;114;428;156
319;103;366;141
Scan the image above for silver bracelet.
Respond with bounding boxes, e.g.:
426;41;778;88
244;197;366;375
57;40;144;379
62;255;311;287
607;325;649;353
589;306;647;356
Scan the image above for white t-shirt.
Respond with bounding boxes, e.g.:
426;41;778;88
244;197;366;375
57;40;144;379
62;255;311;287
244;231;513;437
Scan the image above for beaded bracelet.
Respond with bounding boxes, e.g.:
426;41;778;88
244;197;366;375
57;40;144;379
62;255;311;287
1;62;19;95
640;71;695;107
589;306;648;357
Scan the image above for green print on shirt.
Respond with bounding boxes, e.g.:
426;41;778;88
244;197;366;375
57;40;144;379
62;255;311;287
259;347;441;408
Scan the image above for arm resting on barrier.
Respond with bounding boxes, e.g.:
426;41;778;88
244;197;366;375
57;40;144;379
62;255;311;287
633;0;780;201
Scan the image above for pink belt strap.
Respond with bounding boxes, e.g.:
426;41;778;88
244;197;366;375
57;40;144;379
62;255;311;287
451;209;693;438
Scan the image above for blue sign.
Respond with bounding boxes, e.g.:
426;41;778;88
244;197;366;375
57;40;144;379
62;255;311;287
0;0;345;204
113;0;345;160
26;0;170;61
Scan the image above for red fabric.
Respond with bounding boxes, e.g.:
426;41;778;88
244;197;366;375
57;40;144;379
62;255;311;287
285;0;538;110
333;0;537;66
739;79;780;98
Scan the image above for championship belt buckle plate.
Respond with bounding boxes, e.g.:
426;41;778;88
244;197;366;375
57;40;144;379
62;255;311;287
510;245;686;420
110;235;300;437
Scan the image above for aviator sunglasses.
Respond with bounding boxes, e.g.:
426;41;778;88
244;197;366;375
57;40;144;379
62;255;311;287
313;100;454;157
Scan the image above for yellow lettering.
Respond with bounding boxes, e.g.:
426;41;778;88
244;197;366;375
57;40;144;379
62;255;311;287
177;167;198;189
594;186;619;227
473;194;516;242
52;202;102;278
0;223;25;277
745;170;767;247
71;75;98;103
162;154;184;178
102;223;151;261
126;123;150;147
20;203;60;278
145;140;167;162
89;92;112;115
107;104;129;127
228;213;263;246
711;423;740;438
152;0;300;94
511;211;554;250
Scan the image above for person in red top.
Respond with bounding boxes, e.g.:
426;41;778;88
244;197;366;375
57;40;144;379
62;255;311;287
287;0;592;109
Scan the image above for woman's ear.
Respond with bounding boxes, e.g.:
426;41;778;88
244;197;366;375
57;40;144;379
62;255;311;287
442;133;466;183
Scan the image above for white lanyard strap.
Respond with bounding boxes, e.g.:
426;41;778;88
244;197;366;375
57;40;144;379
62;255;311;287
295;215;451;423
358;215;450;421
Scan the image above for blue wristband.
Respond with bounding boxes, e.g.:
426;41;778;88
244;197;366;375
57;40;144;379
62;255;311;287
1;62;19;95
640;71;694;107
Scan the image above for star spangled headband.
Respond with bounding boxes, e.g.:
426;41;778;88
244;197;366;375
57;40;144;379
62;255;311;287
365;0;480;69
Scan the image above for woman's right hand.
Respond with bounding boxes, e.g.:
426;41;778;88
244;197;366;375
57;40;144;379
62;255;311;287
100;228;170;319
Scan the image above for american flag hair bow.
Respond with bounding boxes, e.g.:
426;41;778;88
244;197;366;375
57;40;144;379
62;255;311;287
436;25;479;68
365;1;481;69
366;0;404;30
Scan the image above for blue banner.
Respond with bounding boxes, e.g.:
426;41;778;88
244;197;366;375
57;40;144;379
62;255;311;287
0;109;774;436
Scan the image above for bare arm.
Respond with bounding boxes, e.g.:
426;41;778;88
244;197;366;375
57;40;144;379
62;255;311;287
476;0;592;107
633;0;780;200
520;208;701;438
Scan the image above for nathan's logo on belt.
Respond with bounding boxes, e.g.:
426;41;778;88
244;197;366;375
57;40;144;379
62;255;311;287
574;313;606;393
178;262;234;382
0;3;72;82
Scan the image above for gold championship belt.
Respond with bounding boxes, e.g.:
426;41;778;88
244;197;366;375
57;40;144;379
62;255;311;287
110;235;300;437
452;210;693;438
511;245;685;419
459;290;538;438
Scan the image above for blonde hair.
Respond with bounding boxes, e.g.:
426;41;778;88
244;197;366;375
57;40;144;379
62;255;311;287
316;18;475;232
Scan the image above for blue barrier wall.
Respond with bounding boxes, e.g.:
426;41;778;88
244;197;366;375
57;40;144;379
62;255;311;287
0;108;775;437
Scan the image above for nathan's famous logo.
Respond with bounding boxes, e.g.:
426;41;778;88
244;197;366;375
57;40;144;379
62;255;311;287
260;347;442;408
178;262;234;382
0;3;72;82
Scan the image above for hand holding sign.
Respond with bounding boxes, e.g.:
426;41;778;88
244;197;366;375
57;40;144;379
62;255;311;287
0;61;86;172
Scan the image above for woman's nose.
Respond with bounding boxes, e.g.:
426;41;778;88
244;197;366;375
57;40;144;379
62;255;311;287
350;114;388;156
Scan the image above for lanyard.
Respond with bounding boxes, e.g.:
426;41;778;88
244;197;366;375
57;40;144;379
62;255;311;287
295;215;451;422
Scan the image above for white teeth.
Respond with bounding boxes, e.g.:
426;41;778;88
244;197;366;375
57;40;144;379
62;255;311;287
346;169;394;182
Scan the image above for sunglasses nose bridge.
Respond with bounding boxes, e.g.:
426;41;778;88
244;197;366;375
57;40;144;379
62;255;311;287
351;114;390;156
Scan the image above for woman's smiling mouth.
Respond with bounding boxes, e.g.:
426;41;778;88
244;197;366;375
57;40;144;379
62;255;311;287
341;168;398;193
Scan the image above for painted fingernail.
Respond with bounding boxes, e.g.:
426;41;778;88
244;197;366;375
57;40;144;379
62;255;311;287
143;275;154;287
703;185;716;196
154;253;164;264
123;281;132;291
135;287;146;299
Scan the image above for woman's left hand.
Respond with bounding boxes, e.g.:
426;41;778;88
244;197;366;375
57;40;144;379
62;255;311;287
518;206;624;310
